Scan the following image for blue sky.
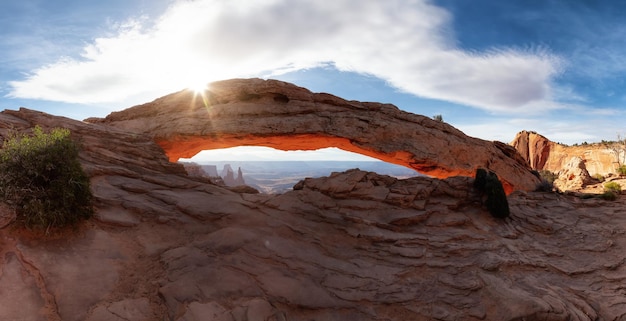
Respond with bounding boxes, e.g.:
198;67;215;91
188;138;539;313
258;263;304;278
2;0;626;161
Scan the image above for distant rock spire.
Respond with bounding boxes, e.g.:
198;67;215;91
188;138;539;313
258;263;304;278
221;164;246;186
236;167;246;185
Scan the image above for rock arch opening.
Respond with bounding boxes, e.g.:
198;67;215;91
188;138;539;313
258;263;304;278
179;146;420;194
92;78;540;193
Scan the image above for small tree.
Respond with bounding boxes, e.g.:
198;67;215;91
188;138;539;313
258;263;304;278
0;126;93;229
605;134;626;168
474;168;510;218
433;114;443;122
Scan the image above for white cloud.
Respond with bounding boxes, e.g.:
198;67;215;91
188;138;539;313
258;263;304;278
456;111;626;146
8;0;563;112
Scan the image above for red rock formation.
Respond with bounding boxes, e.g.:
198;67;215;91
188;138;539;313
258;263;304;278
510;130;552;170
554;156;595;191
511;130;619;176
89;78;540;193
0;108;625;320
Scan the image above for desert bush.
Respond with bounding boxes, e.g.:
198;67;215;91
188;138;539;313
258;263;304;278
600;191;618;201
534;170;556;192
538;170;557;184
473;168;488;190
604;181;622;194
617;165;626;176
0;126;93;228
474;168;510;218
593;173;605;182
535;180;554;192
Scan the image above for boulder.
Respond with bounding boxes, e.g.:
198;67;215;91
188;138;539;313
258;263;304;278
554;156;594;191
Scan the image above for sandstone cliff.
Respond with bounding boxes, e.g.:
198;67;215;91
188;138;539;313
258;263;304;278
511;130;619;176
88;78;540;193
0;108;624;320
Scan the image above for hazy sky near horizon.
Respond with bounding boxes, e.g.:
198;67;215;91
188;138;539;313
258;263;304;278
2;0;626;161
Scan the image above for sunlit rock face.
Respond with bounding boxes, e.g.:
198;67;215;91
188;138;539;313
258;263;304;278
510;130;552;170
89;78;540;193
511;130;619;176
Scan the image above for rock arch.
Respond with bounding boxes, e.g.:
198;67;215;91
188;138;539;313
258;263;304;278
93;78;539;193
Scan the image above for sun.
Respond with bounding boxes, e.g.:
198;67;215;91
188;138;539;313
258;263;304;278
189;82;208;95
188;81;211;109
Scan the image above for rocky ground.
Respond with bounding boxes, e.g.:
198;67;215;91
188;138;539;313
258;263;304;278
0;107;625;320
577;177;626;195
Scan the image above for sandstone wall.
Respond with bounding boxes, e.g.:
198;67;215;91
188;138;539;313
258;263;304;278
511;130;620;176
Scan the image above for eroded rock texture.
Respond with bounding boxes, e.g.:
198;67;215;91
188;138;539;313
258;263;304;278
0;108;624;320
511;130;619;176
88;78;540;193
554;157;595;191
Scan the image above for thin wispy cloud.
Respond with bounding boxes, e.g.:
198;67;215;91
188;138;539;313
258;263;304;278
8;0;563;113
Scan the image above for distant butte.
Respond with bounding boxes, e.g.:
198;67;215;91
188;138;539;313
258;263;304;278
88;78;540;193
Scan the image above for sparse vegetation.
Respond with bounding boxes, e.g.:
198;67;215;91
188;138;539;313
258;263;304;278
474;168;510;218
604;181;622;194
600;181;621;202
600;191;618;201
0;126;93;229
593;173;605;182
603;134;626;168
433;114;443;122
617;165;626;176
535;180;554;192
535;170;557;192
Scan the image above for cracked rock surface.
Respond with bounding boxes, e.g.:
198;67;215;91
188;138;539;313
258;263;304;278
0;108;624;320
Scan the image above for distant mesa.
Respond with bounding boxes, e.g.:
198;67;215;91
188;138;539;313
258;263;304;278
88;78;540;193
204;165;219;177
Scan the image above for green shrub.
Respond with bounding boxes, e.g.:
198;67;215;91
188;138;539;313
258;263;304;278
474;168;510;218
0;126;93;228
604;181;622;194
532;170;557;192
538;170;558;184
617;165;626;176
600;191;618;201
593;173;605;182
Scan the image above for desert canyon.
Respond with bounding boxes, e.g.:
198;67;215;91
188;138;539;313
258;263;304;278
0;78;624;320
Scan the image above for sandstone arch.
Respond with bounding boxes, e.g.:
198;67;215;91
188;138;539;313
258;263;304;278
93;78;540;193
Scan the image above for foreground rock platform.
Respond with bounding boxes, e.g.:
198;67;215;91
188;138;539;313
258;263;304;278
89;78;540;193
0;108;624;320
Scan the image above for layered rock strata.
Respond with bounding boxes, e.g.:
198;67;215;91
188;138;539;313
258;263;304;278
88;78;540;193
511;130;620;176
0;108;624;320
